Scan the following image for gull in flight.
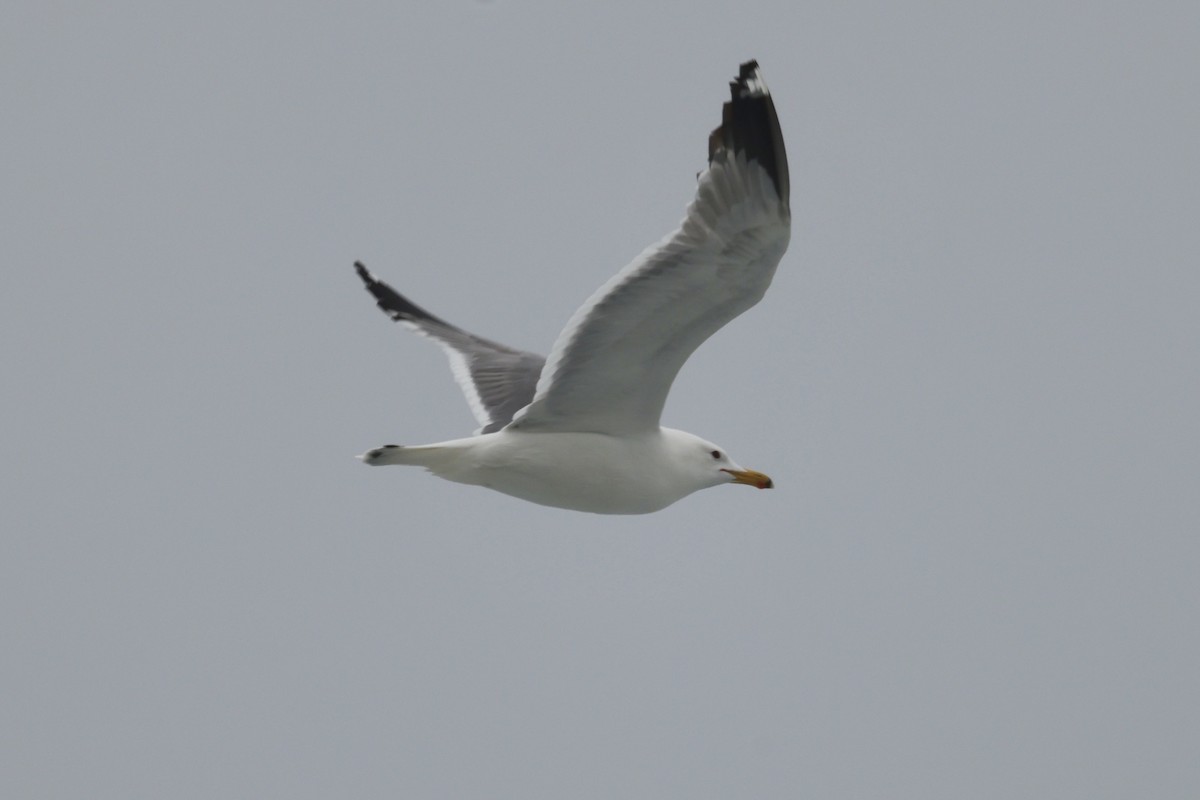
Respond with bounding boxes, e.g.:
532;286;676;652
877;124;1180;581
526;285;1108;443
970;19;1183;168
355;60;790;514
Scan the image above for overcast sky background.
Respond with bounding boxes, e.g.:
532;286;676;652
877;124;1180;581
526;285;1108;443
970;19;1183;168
4;2;1198;797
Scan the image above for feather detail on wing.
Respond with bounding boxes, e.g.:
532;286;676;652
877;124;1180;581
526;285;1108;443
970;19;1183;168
354;262;545;434
509;60;791;435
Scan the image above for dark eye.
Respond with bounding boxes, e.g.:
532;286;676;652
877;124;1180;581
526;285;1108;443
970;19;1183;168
711;450;721;460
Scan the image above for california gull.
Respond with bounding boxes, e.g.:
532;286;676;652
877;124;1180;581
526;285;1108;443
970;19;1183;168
355;60;791;514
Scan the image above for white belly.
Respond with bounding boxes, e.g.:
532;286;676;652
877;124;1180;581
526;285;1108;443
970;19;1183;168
434;430;694;515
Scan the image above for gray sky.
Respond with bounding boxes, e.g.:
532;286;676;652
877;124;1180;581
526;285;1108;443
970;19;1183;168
4;1;1198;797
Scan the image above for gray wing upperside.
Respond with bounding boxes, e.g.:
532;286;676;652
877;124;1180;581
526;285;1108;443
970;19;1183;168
354;262;545;434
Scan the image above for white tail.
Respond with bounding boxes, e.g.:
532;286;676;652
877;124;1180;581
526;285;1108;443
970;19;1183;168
357;442;463;473
358;444;412;466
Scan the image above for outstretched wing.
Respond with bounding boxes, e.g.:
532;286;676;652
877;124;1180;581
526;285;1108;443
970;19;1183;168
354;262;545;434
509;60;791;435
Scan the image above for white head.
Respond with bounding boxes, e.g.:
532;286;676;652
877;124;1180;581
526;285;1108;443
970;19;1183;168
661;428;774;494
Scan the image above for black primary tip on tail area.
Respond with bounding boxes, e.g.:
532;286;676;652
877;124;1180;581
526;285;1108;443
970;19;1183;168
359;443;400;465
707;60;789;208
354;261;449;326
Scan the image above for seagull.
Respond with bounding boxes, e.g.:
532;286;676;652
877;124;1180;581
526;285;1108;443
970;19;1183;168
355;60;790;514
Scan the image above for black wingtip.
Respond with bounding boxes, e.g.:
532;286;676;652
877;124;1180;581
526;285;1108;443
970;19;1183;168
707;60;789;207
353;261;448;326
733;59;761;96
